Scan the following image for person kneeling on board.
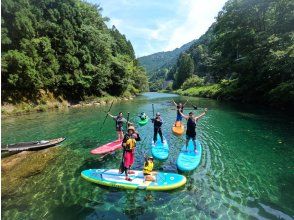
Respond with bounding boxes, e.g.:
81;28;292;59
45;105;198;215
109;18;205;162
120;125;141;181
108;112;128;140
143;155;156;182
180;108;208;153
139;112;147;120
151;112;164;145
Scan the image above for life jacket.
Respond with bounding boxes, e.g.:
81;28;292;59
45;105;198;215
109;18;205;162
116;116;124;129
186;117;196;135
124;136;136;151
143;161;154;175
154;116;163;128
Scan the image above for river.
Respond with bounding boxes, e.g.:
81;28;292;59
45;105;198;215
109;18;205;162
2;92;294;219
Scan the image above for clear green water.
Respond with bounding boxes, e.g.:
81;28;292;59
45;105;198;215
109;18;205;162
2;92;294;220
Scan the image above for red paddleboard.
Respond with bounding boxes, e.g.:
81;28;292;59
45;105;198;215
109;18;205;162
91;140;123;155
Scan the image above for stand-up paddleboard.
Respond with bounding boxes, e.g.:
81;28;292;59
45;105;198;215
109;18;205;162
138;117;148;126
90;140;122;155
151;134;169;160
177;140;202;172
81;169;186;191
172;121;184;136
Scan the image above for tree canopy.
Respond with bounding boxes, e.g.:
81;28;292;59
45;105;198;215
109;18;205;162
1;0;148;103
169;0;294;108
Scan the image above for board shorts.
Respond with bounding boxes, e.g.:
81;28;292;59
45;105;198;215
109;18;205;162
124;150;134;168
186;134;196;141
176;114;182;121
116;126;123;132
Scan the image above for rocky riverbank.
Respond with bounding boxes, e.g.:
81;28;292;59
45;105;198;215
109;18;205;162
1;147;61;197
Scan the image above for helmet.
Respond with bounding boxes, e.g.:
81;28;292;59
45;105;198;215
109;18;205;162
148;156;154;160
156;112;160;116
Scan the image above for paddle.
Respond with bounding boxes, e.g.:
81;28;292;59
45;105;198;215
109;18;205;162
152;104;155;118
101;100;114;127
126;112;130;130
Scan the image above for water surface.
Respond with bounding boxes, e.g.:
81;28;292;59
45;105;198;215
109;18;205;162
2;92;294;219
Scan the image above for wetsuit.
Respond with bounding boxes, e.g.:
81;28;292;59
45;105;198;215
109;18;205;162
152;116;163;143
186;117;197;140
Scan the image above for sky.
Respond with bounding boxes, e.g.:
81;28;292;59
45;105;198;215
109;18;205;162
87;0;227;57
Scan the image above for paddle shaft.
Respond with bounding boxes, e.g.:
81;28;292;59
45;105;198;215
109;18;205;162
102;101;114;126
126;112;130;130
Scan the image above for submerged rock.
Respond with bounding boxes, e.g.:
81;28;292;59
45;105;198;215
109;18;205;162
1;147;60;197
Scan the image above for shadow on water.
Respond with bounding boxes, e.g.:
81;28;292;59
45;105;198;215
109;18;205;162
50;203;95;220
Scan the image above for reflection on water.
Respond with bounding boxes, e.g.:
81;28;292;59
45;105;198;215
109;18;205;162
2;92;294;219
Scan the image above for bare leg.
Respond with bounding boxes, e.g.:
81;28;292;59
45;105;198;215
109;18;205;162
193;139;197;152
118;131;123;140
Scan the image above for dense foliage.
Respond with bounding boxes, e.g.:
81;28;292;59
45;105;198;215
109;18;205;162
1;0;148;103
172;0;294;108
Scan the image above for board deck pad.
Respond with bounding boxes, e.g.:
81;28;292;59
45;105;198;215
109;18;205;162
172;121;185;136
176;140;202;172
90;140;122;155
151;134;169;160
81;169;186;191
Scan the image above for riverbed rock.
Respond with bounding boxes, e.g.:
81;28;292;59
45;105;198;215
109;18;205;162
1;147;60;197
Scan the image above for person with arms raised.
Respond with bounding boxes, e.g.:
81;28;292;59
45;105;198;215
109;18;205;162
180;108;208;153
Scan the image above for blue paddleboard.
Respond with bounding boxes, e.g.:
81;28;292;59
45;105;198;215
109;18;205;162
81;169;186;191
151;134;169;160
176;140;202;171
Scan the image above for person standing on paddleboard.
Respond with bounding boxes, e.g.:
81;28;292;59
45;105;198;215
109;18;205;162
172;100;188;126
180;108;208;153
108;112;127;140
120;125;141;181
151;112;164;145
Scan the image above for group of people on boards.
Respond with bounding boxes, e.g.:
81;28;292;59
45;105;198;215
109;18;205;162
107;99;208;182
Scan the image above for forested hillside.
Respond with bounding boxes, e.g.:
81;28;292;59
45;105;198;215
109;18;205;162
1;0;149;104
169;0;294;108
138;40;195;90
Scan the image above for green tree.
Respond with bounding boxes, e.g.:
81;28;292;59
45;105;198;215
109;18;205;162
173;53;194;89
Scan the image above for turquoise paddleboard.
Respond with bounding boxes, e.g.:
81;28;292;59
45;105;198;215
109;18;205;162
138;117;148;126
176;140;202;172
81;169;186;191
151;134;169;160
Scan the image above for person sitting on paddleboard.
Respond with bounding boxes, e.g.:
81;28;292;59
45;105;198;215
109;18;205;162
143;155;156;182
120;125;141;181
180;108;208;153
172;99;188;126
151;112;164;145
108;112;127;140
139;112;147;120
